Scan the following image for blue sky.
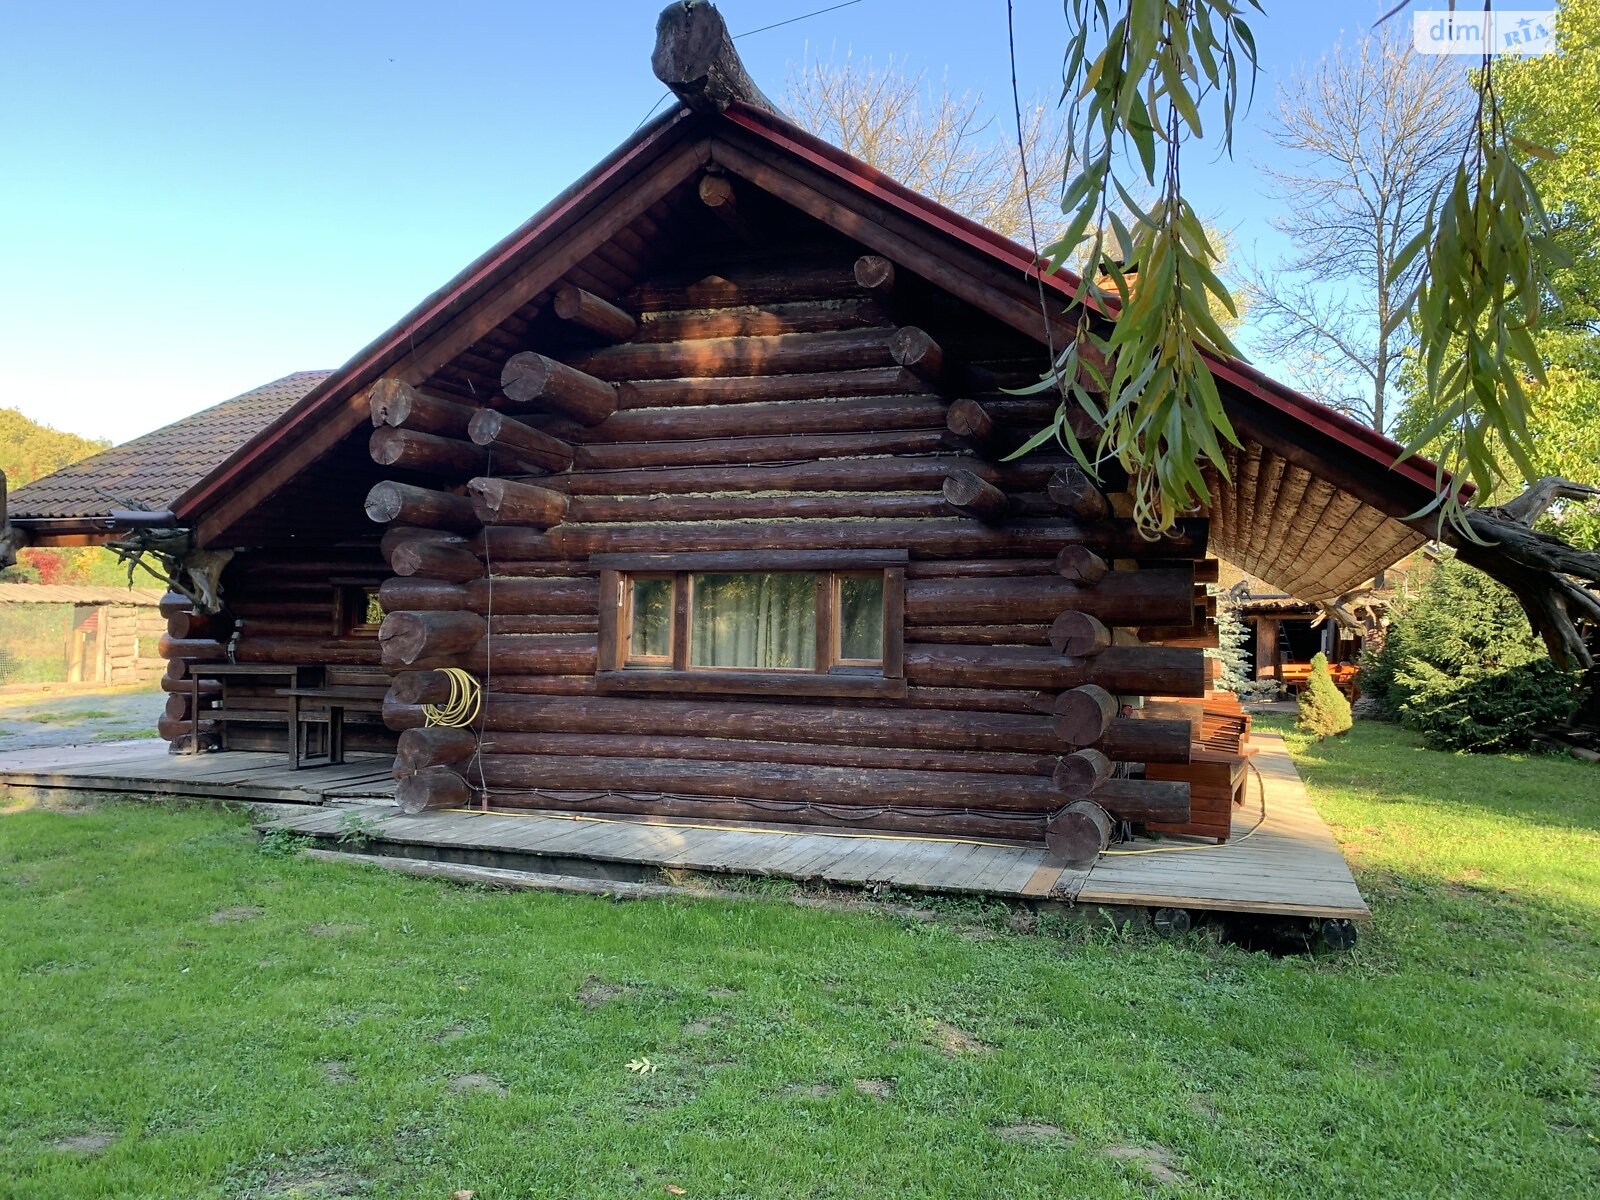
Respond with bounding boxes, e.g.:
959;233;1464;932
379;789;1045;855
0;1;1404;444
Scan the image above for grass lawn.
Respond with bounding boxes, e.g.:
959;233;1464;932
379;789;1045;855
1;721;1596;1199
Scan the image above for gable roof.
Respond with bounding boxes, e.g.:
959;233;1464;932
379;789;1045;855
9;371;331;534
168;101;1438;600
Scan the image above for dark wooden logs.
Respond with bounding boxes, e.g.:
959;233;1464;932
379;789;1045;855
157;635;227;662
1048;466;1109;519
479;694;1189;762
552;284;637;342
380;524;467;563
466;478;569;528
465;409;574;473
500;351;617;425
1092;778;1190;822
541;457;1057;497
395;766;472;815
160;673;220;696
904;571;1194;626
854;254;895;299
477;517;1206;562
890;326;944;383
388;539;484;582
942;470;1007;521
1099;717;1191;764
946;398;995;443
379;576;598;616
365;481;478;532
651;0;782;115
575;327;895;382
369;427;485;476
159;715;216;741
395;727;478;774
905;644;1205;695
390;669;453;706
158;592;192;619
1053;684;1118;746
1046;801;1114;866
1052;748;1113;799
486;731;1051;776
368;378;477;438
383;695;428;731
165;609;216;639
379;611;486;669
1056;544;1109;583
474;754;1063;811
1049;611;1111;656
698;172;755;240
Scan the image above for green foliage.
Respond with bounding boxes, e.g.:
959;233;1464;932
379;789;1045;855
1297;652;1352;739
1362;557;1579;751
1396;658;1579;753
1022;1;1259;535
0;406;107;490
1207;585;1276;699
1398;0;1600;547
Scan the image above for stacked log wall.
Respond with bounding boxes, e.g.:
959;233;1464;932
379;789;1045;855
363;237;1209;841
157;548;391;753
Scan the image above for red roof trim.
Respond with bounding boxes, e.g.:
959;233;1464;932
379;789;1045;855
175;108;697;522
723;102;1456;502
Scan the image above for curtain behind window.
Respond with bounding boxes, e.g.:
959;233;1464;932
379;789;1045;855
690;573;815;669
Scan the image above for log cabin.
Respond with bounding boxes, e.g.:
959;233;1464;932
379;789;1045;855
4;2;1452;864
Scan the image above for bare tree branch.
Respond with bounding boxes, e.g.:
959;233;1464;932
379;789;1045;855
1248;28;1473;434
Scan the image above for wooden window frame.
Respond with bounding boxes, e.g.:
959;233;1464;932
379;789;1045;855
595;551;907;699
333;581;385;639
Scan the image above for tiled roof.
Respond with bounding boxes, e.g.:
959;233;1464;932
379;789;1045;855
8;371;331;520
0;585;164;606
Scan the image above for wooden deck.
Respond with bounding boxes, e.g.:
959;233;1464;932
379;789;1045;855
0;739;396;805
0;732;1366;920
256;732;1368;920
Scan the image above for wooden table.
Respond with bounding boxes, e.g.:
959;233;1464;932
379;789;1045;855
191;664;314;756
278;686;388;768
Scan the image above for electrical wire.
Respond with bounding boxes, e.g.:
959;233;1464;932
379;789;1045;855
1100;756;1269;856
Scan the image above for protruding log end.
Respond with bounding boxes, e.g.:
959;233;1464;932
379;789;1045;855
1049;610;1111;657
652;0;784;115
1053;683;1118;746
364;481;479;532
395;766;472;816
552;284;638;343
500;351;617;425
390;669;454;706
467;477;570;529
1056;544;1109;584
369;427;484;476
1045;800;1113;867
395;726;479;775
1048;466;1110;519
388;539;484;583
366;378;477;437
854;255;895;298
157;635;227;663
1052;748;1114;800
945;398;995;444
941;469;1007;521
158;591;192;619
465;408;573;474
890;326;945;382
379;611;486;669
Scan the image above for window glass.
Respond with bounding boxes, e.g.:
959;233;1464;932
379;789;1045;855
837;574;885;662
690;572;816;669
629;577;673;659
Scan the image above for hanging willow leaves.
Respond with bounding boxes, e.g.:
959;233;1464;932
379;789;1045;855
1386;53;1568;538
1012;0;1261;537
